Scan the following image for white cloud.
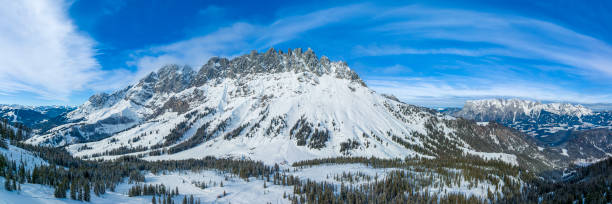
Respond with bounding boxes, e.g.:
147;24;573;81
371;6;612;77
0;2;374;103
124;3;612;107
380;64;411;74
365;76;612;107
128;22;257;80
0;0;101;101
353;45;508;57
128;4;373;80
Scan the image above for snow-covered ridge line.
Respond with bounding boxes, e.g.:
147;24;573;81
460;98;593;118
25;48;552;172
1;104;76;111
28;48;364;146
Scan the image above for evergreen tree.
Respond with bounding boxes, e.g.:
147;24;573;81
78;183;83;201
11;179;16;191
70;180;77;199
84;182;91;201
54;184;66;198
4;178;10;191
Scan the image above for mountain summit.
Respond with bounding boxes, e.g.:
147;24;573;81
27;48;551;169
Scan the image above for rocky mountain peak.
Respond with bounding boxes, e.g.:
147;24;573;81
131;48;365;95
73;48;366;123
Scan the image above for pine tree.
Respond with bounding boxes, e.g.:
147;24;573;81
78;183;83;201
54;184;66;198
84;182;91;201
4;179;11;191
70;180;77;199
0;138;7;149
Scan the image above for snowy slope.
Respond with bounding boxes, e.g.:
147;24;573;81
0;141;47;172
26;48;549;169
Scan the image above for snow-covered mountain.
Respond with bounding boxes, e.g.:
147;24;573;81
26;48;553;169
0;105;75;132
454;99;593;121
446;98;612;164
450;99;611;136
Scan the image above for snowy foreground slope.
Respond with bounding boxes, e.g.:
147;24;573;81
1;138;521;203
0;140;286;203
27;48;553;169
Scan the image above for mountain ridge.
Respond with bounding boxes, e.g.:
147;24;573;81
446;98;612;165
25;49;557;172
456;98;593;121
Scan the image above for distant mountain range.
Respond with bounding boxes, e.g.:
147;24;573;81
0;105;75;132
443;98;612;164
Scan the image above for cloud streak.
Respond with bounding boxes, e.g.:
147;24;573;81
365;76;612;107
0;0;100;101
4;1;609;107
129;4;373;80
126;4;612;106
371;5;612;77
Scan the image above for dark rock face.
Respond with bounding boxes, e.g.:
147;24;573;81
88;93;110;108
191;48;364;87
153;65;195;94
118;48;364;106
88;87;130;108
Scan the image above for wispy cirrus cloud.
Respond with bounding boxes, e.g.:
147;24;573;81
353;45;507;57
129;4;374;79
369;5;612;77
342;5;612;106
126;3;612;107
6;1;608;107
0;0;112;102
365;76;612;107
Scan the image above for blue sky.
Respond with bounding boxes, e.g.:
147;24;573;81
0;0;611;107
